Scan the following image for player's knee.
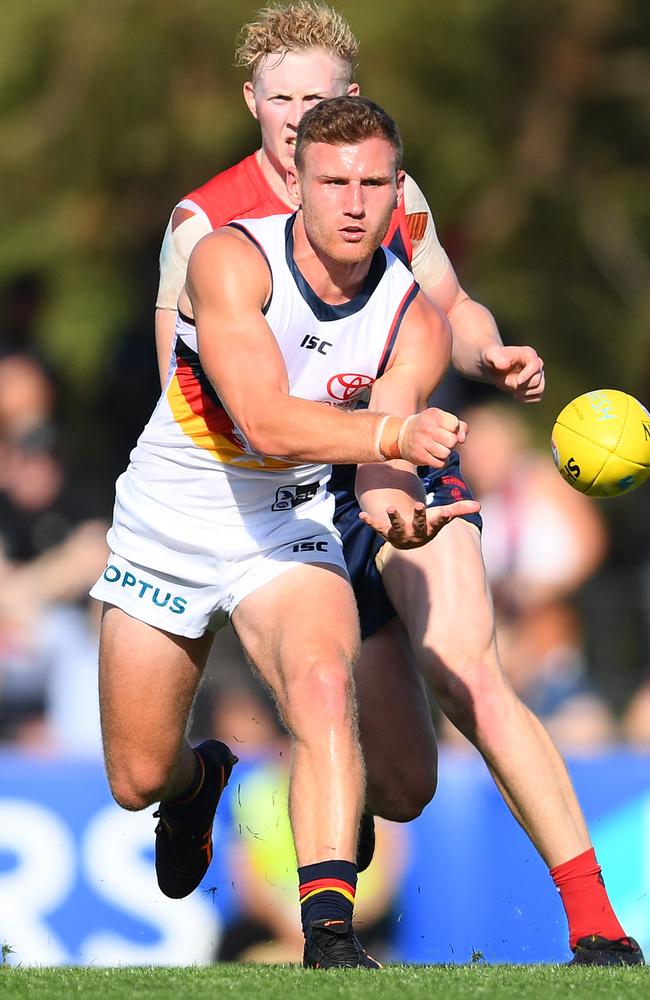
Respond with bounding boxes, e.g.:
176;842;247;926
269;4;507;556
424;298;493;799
431;649;515;742
369;765;437;822
424;648;490;734
285;655;354;734
107;758;168;811
109;779;155;813
440;671;481;729
471;677;525;749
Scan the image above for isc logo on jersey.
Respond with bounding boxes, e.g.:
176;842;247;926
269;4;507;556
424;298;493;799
300;333;332;355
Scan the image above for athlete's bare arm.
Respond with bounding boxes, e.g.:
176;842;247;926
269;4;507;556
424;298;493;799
154;310;177;388
429;267;545;404
183;229;461;468
405;174;545;404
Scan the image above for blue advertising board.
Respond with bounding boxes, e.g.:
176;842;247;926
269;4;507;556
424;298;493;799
392;750;650;964
1;749;648;966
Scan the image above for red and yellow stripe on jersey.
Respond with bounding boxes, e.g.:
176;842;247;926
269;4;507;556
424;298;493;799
166;328;296;470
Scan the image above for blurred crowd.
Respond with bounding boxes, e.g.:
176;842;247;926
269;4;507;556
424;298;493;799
1;271;650;961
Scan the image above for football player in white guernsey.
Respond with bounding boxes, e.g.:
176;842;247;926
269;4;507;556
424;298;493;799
150;4;642;967
93;97;481;969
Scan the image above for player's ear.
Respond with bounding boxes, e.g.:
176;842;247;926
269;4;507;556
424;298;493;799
346;82;360;97
286;165;302;207
395;169;405;207
243;81;258;119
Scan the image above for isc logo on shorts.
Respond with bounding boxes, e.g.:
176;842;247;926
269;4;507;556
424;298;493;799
102;565;187;614
291;541;328;553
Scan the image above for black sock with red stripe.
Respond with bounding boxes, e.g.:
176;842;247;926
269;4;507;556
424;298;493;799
298;860;357;934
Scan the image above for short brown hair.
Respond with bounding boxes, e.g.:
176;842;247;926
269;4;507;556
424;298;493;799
235;2;358;83
294;96;403;171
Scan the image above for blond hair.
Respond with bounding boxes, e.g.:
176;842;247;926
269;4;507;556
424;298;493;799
235;3;359;82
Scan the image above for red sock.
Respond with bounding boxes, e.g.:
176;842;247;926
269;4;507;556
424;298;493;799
550;847;626;950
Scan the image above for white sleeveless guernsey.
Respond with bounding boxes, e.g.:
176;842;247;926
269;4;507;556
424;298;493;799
91;213;419;636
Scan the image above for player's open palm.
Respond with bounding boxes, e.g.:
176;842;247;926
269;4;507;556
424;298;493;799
359;498;481;549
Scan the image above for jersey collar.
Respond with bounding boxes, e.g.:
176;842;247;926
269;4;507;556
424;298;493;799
284;214;386;322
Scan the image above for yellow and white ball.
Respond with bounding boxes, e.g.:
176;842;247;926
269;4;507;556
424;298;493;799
551;389;650;498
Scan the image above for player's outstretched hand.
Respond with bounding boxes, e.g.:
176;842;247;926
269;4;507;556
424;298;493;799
397;408;469;467
480;343;545;403
359;499;481;549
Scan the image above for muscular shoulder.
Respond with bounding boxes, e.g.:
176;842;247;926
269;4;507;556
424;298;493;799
185;227;270;311
374;286;452;409
403;286;449;334
392;287;451;364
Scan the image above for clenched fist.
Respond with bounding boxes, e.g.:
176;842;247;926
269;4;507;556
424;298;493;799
395;408;468;467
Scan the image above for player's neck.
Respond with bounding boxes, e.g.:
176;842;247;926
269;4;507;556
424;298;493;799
256;148;294;209
291;211;372;305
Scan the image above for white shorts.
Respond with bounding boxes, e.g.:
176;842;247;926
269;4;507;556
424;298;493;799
90;463;348;638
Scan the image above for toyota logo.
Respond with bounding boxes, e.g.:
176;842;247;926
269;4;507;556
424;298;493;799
327;373;375;401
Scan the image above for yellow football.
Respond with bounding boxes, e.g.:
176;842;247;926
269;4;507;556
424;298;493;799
551;389;650;497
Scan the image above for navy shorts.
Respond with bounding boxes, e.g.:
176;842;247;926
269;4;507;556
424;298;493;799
330;450;482;640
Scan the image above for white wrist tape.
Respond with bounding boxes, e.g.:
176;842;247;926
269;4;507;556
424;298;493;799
396;414;418;459
374;415;392;460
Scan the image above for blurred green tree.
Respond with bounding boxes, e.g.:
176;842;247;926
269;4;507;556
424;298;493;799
1;0;648;425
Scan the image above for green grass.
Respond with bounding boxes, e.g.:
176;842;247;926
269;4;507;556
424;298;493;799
0;964;647;1000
